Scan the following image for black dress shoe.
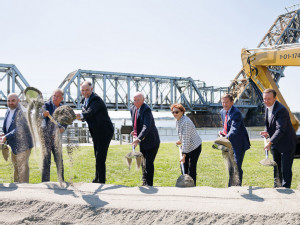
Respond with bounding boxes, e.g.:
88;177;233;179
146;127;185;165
142;181;148;186
92;178;100;183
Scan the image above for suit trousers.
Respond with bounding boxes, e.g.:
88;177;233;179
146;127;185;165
228;149;245;187
11;148;31;183
91;129;113;183
140;146;159;186
182;144;202;186
271;147;295;188
42;134;64;182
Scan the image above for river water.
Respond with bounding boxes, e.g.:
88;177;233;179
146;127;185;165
0;109;265;142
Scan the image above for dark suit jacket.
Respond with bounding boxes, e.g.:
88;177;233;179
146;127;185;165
81;92;114;136
130;103;160;151
3;105;33;155
221;105;250;153
265;101;297;153
42;100;66;136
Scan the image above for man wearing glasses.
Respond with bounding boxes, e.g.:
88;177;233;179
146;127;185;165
41;89;66;182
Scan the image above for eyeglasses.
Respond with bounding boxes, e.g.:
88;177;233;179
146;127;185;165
172;111;180;114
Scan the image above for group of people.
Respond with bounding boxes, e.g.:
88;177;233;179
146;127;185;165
0;84;297;189
218;89;296;189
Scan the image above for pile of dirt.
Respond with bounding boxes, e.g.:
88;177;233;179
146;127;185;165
0;183;299;224
53;105;76;125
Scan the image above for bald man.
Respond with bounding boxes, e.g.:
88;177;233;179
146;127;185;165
0;93;33;183
131;92;160;186
41;89;66;182
76;81;114;183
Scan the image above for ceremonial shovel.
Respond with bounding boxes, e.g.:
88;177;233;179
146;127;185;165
175;145;195;187
24;87;60;126
259;137;277;167
125;145;143;170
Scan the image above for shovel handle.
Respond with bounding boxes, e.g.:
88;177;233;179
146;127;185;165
263;137;270;158
41;108;61;127
178;146;185;174
265;150;268;159
132;145;135;152
48;114;59;126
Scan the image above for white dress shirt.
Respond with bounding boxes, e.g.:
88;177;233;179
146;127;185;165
266;103;275;124
6;108;16;132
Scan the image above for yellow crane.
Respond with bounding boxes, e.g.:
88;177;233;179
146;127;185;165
241;43;300;131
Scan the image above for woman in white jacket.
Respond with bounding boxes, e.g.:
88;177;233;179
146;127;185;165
171;103;202;185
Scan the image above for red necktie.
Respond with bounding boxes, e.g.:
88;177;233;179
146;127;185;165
223;111;228;135
133;109;138;137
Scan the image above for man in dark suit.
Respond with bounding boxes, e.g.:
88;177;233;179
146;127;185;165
131;92;160;186
260;88;297;188
220;94;250;186
41;89;66;182
0;93;33;183
76;81;114;183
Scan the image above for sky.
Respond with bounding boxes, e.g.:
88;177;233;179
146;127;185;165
1;0;300;111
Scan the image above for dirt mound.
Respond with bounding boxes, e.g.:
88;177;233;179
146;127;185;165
53;105;76;125
0;183;299;224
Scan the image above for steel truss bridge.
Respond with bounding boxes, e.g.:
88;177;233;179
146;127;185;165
1;7;300;113
58;70;229;111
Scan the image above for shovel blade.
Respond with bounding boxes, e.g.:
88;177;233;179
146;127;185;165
125;157;133;170
259;158;277;167
1;144;9;161
135;156;143;170
176;174;195;187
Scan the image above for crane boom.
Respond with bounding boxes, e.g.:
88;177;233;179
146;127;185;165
241;44;300;131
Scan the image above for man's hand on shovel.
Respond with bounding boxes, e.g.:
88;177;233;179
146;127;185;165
264;141;272;151
132;138;140;148
0;136;6;144
260;131;272;151
43;110;64;129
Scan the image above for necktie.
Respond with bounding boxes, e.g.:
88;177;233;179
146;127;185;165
223;111;228;135
5;110;10;132
133;109;138;137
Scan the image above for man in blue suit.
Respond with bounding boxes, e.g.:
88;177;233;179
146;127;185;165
131;92;160;186
0;93;33;183
220;94;250;186
260;88;297;188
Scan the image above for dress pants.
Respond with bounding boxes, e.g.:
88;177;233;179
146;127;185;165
271;146;295;188
228;149;245;187
11;148;31;183
140;146;159;186
182;144;202;186
42;134;64;182
91;129;114;183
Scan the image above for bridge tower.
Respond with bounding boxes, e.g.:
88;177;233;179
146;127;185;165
0;64;30;107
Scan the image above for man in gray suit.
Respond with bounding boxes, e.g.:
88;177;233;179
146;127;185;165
0;93;33;183
260;88;297;188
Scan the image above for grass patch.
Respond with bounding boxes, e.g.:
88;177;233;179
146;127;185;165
0;140;299;189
